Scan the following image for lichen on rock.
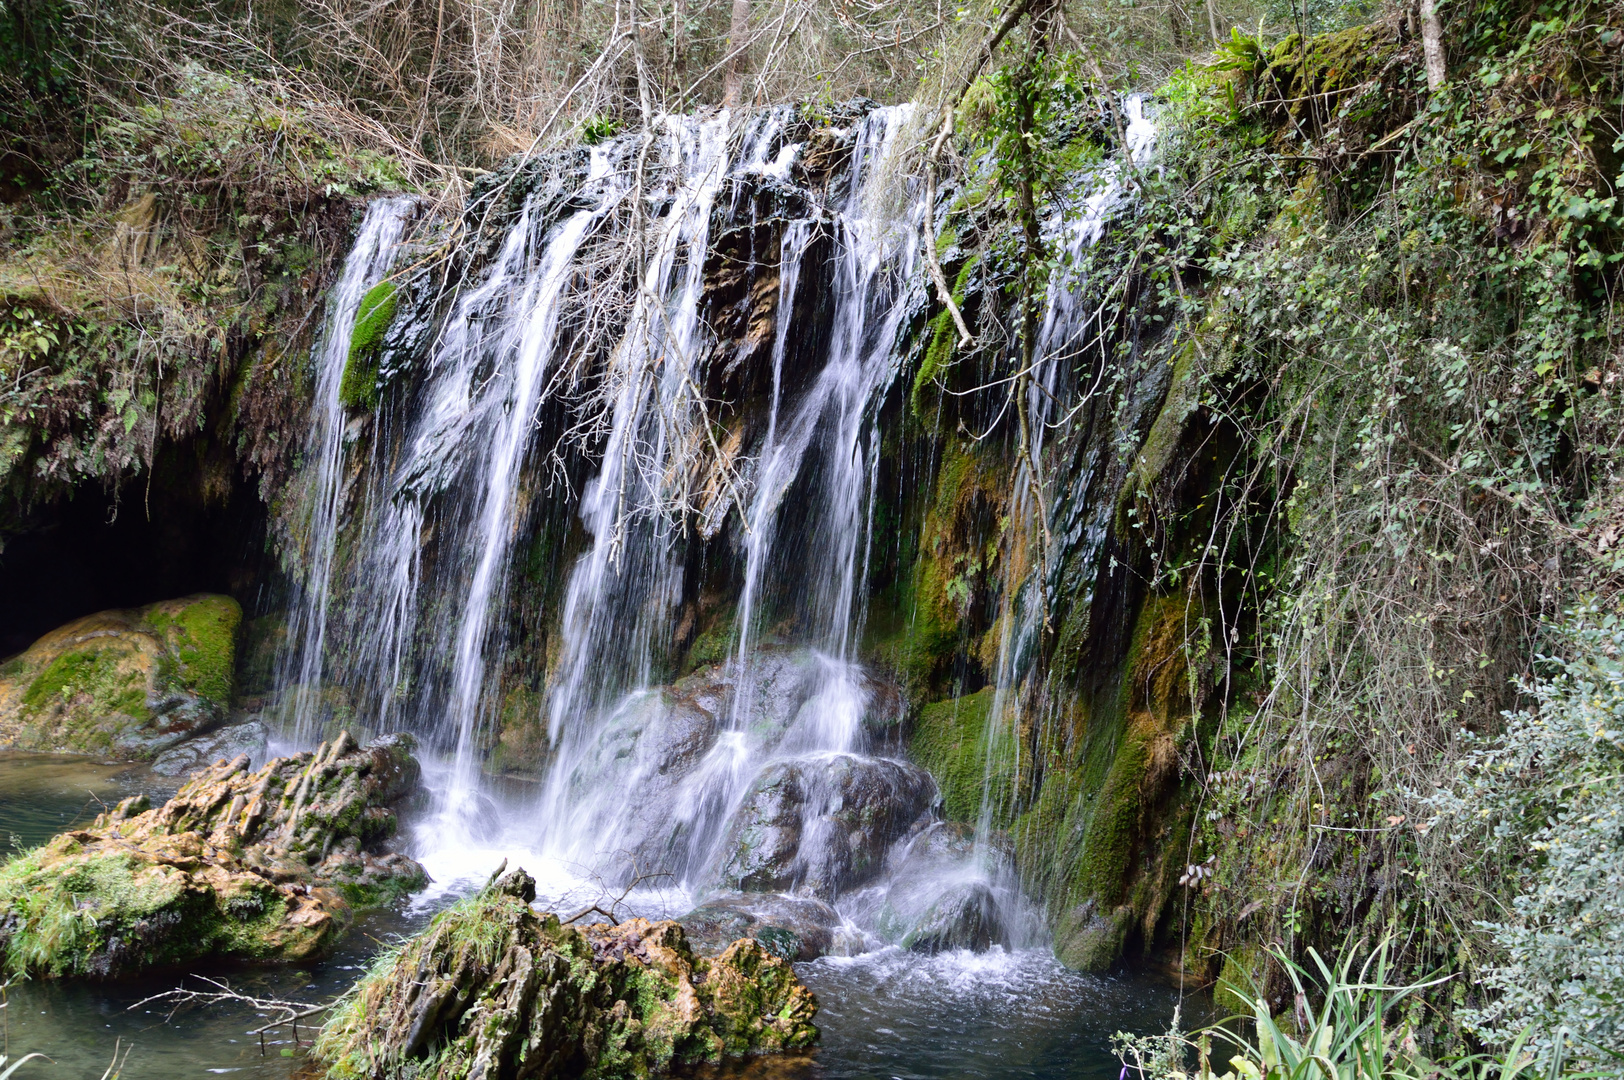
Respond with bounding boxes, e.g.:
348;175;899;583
0;730;426;978
313;867;818;1080
0;594;244;759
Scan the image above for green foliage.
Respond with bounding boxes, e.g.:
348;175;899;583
580;114;624;145
1427;607;1624;1058
339;279;398;411
1042;0;1624;1017
1116;943;1601;1080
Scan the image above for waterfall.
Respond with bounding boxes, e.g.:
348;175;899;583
269;97;1155;959
975;95;1159;842
522;106;924;892
277;196;415;748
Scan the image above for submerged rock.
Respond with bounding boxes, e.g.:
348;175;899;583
709;753;936;899
679;891;862;961
0;594;242;759
0;731;426;978
313;868;818;1080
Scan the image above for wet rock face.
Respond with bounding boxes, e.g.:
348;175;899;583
151;717;270;776
313;869;818;1080
0;594;242;759
0;731;425;978
709;753;937;899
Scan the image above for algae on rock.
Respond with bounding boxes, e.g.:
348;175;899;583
0;731;426;978
314;867;818;1080
0;594;243;759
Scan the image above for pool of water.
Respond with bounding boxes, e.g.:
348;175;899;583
0;753;1203;1080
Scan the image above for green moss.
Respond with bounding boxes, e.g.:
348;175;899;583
684;614;738;674
145;594;242;708
911;256;977;419
339;279;398;411
909;688;1018;825
0;842;289;977
1072;720;1153;903
22;649;143;719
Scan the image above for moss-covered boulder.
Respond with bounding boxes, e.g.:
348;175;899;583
0;594;242;759
0;731;426;978
314;868;818;1080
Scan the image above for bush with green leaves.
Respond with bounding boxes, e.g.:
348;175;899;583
1428;607;1624;1060
1115;943;1605;1080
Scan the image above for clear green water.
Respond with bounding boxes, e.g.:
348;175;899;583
0;753;1201;1080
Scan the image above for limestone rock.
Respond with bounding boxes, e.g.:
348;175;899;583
152;717;270;776
313;868;818;1080
679;891;862;961
709;753;937;899
0;594;242;759
0;731;426;978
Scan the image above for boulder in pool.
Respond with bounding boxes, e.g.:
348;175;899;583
709;753;936;899
0;594;242;759
679;891;864;961
0;731;426;978
312;868;818;1080
871;822;1028;954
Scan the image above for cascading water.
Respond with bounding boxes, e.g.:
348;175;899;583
976;96;1159;845
269;97;1155;961
277;196;415;749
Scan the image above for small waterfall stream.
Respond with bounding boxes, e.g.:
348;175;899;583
277;196;415;748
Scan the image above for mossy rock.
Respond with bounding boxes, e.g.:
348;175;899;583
0;732;427;979
909;687;1005;825
338;279;398;411
313;869;818;1080
0;594;242;759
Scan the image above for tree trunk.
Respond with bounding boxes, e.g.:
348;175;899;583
721;0;751;107
1419;0;1446;91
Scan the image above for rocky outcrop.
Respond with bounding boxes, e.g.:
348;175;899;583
0;594;242;759
313;868;818;1080
709;753;936;899
0;731;425;978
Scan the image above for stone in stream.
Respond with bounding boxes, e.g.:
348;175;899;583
708;753;937;899
0;731;426;978
0;594;243;759
873;821;1013;954
678;891;865;961
312;868;818;1080
151;716;271;776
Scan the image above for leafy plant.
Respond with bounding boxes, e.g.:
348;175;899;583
1427;607;1624;1059
1115;944;1603;1080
